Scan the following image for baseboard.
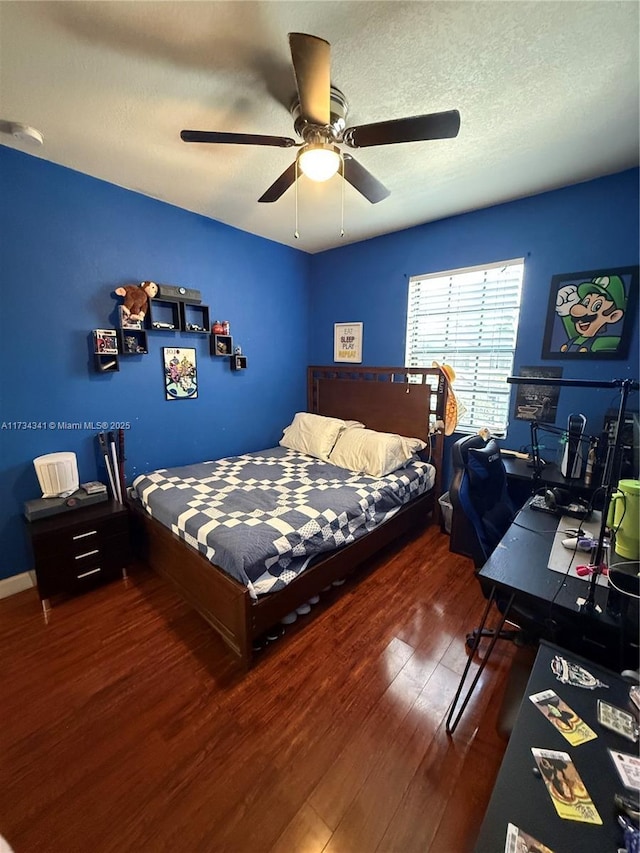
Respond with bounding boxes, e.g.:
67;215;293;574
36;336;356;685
0;571;36;600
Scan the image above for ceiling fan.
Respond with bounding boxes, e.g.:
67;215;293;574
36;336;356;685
180;32;460;204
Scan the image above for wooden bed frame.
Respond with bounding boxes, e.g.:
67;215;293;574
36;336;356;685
129;366;448;668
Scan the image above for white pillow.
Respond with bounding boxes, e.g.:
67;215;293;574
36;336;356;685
329;428;426;477
279;412;363;461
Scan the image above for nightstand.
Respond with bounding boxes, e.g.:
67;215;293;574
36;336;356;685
26;501;131;612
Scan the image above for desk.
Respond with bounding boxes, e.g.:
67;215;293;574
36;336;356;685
503;457;597;506
474;640;639;853
446;503;637;734
478;503;623;667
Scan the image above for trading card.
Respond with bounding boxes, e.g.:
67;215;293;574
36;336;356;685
531;747;602;824
529;689;597;746
609;749;640;791
504;822;557;853
597;700;639;742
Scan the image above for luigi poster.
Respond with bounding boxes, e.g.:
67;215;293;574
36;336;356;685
541;266;638;360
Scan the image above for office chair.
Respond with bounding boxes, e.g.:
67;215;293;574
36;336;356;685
446;434;540;735
449;434;527;648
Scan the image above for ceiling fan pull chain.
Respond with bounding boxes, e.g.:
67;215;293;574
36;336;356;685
294;157;300;239
340;156;345;238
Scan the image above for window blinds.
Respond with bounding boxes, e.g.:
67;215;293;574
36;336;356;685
405;259;524;435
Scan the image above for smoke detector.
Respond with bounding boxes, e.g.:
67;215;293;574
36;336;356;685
0;121;44;145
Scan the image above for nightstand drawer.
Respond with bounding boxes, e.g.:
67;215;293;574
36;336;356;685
35;535;131;598
39;562;122;597
30;512;128;563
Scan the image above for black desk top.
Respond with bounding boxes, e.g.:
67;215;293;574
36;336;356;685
503;457;595;495
479;503;618;639
474;640;639;853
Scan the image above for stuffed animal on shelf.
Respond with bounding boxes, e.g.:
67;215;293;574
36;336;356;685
114;281;158;321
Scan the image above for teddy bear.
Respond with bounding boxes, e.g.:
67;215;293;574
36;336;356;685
114;280;158;321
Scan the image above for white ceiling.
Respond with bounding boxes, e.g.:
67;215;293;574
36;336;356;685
1;1;638;254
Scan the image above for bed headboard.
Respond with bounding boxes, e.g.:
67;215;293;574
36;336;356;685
307;365;448;499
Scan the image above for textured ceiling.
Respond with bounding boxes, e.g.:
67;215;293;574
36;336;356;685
1;1;638;254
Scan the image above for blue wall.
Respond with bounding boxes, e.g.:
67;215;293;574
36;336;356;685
0;146;310;580
1;146;638;582
309;169;639;476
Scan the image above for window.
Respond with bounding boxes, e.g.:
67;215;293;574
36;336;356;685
405;259;524;436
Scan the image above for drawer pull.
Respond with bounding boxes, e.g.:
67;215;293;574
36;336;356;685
77;567;101;579
72;530;97;541
74;549;100;560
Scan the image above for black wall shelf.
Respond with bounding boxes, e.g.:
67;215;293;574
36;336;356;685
148;298;181;331
181;302;210;334
211;334;233;356
92;329;119;372
118;328;148;355
94;354;119;373
230;354;248;371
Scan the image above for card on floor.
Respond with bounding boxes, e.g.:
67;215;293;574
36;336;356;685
504;822;557;853
530;689;597;746
531;747;602;824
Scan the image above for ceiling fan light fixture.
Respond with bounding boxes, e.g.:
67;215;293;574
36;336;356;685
298;143;341;182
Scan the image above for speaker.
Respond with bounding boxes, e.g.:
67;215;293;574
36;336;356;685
561;413;586;479
156;284;202;302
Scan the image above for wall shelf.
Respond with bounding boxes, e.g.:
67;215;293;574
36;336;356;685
92;329;119;372
230;354;248;371
181;302;210;334
94;354;119;373
118;328;148;355
147;298;181;331
211;334;233;357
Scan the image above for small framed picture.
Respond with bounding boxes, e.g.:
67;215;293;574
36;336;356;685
334;322;363;363
163;347;197;400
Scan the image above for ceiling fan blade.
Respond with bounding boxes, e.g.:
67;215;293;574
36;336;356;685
342;155;390;204
181;130;296;148
258;162;298;203
288;33;331;126
344;110;461;148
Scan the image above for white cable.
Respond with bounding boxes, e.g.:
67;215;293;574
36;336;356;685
607;561;640;599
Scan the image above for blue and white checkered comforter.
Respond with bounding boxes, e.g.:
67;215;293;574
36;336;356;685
132;446;435;598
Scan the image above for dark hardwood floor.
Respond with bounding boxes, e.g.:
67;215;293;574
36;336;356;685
0;525;523;853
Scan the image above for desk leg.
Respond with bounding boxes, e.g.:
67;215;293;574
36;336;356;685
445;588;515;735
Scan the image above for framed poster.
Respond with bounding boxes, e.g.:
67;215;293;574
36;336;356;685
163;347;198;400
334;322;363;363
541;266;638;359
514;366;563;423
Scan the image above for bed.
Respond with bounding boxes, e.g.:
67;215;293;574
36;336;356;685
128;365;449;668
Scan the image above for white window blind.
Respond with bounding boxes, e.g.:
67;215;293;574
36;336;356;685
405;259;524;436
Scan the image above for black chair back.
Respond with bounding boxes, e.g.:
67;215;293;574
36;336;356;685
449;434;516;568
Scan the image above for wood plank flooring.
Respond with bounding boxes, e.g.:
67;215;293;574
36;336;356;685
0;525;523;853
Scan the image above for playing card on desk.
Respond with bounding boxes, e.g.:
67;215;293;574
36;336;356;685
529;689;597;746
597;700;639;742
532;748;602;824
609;749;640;791
504;823;557;853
